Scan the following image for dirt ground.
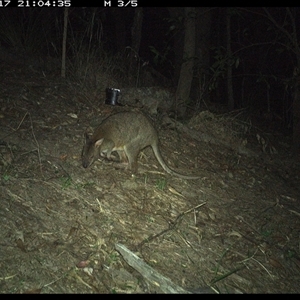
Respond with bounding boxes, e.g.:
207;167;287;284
0;58;300;294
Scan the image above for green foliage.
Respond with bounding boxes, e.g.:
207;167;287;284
2;173;10;181
74;181;95;190
143;174;167;190
149;45;172;67
260;229;273;238
1;163;13;182
155;177;167;190
284;249;297;260
165;14;184;32
60;175;73;190
59;175;95;190
209;46;240;91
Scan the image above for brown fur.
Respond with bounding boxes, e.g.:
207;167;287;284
81;111;200;179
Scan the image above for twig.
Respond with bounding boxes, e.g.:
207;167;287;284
16;111;29;130
1;111;28;139
28;113;43;175
43;268;76;288
136;202;206;250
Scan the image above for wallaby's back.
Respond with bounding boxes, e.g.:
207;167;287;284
97;111;158;147
82;111;200;179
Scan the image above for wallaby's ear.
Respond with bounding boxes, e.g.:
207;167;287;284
95;138;104;148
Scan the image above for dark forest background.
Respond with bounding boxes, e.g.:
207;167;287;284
1;7;299;151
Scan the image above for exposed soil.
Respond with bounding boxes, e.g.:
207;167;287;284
0;58;300;294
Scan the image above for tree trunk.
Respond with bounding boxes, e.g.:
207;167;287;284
61;7;68;78
174;7;196;118
293;67;300;152
129;7;143;86
168;8;184;84
262;7;300;152
193;7;212;110
226;8;234;111
111;8;127;52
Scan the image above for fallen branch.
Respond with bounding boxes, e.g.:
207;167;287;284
115;243;190;294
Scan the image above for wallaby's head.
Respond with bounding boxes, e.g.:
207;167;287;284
81;132;103;168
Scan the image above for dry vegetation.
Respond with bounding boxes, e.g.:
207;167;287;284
0;55;300;294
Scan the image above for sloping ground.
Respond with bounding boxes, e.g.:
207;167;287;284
0;59;299;294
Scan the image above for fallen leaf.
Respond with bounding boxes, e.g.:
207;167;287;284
77;260;90;268
23;288;42;294
168;186;183;197
268;257;283;269
16;239;26;252
67;113;78;119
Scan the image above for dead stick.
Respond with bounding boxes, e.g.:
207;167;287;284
136;202;206;250
115;243;190;294
1;111;28;140
28;113;43;175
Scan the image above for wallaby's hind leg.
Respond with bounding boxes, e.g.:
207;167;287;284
124;144;140;173
110;150;129;169
118;151;128;163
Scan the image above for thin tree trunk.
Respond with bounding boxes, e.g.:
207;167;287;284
129;7;143;86
194;7;212;110
175;7;196;118
263;7;300;151
226;8;234;111
293;66;300;152
61;7;68;78
111;8;127;52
